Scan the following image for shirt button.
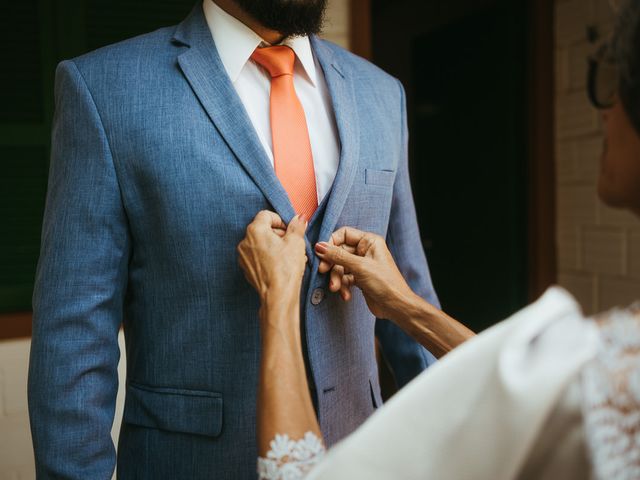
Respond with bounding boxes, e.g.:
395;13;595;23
311;288;325;305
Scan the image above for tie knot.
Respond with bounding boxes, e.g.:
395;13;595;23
251;46;296;78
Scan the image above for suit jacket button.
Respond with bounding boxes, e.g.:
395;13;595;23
311;288;325;305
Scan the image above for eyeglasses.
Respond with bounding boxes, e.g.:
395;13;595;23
588;43;618;109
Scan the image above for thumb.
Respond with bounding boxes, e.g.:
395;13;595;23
315;242;362;273
285;214;308;239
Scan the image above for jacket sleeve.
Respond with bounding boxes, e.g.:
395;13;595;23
28;60;130;479
375;79;439;389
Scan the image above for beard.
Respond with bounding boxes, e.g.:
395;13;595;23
234;0;328;39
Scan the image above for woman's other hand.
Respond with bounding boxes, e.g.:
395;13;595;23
315;227;417;321
238;211;308;302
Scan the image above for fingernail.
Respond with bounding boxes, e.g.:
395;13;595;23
315;242;328;254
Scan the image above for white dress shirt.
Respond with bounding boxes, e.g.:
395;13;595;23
202;0;340;203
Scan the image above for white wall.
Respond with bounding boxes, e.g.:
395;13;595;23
0;337;34;479
323;0;350;50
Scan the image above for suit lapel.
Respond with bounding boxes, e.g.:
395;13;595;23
310;36;361;243
173;5;295;221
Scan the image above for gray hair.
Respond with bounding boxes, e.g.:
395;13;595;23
611;0;640;133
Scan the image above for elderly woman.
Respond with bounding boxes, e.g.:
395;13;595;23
237;1;640;478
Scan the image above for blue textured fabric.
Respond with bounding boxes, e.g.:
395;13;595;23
28;4;440;479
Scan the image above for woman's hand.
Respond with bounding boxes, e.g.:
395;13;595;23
315;227;418;321
316;227;474;357
238;211;308;303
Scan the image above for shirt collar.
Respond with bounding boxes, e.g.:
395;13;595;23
202;0;318;87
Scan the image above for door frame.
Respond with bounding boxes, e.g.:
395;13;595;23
526;0;556;299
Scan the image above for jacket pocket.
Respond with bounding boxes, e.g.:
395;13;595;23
123;381;223;437
365;168;396;188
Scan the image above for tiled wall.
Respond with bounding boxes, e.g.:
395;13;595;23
554;0;640;314
0;3;351;478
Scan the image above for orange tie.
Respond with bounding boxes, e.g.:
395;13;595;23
251;46;318;220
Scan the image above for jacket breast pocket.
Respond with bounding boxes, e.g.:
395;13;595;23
123;381;223;438
339;168;396;238
365;168;396;188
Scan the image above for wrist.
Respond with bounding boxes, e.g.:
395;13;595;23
261;281;299;308
384;285;417;320
391;290;430;326
260;288;301;333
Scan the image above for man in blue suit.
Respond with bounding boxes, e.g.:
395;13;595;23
28;0;439;478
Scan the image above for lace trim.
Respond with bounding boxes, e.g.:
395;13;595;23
582;307;640;480
257;432;326;480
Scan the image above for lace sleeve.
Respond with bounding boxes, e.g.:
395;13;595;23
581;307;640;480
257;432;326;480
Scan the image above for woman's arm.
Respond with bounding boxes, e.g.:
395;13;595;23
238;212;325;478
315;227;474;358
257;292;322;454
387;289;475;358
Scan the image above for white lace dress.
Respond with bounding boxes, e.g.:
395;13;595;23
258;288;640;480
257;432;326;480
582;305;640;479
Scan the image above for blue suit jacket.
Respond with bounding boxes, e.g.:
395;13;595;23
28;4;439;479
